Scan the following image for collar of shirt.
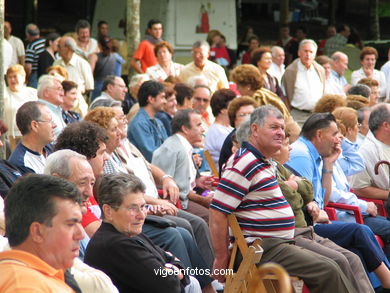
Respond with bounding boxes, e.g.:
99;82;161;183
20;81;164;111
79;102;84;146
242;141;267;161
298;136;322;165
38;99;62;114
297;59;315;73
176;133;193;155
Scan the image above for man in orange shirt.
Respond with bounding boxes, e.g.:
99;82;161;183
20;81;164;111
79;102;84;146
130;19;163;73
0;174;84;292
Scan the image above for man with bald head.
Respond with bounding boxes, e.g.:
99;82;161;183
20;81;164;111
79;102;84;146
328;51;349;95
53;37;92;117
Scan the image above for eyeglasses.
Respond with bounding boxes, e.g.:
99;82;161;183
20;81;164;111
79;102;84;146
114;204;150;214
357;123;362;128
49;86;64;92
194;97;210;103
37;119;55;125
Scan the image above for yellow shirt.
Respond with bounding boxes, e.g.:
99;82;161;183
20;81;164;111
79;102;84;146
0;249;74;293
179;60;229;93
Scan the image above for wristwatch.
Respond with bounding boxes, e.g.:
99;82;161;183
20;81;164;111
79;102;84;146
322;169;333;174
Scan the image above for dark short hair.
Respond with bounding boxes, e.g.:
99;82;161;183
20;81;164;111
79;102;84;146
174;83;193;106
172;109;199;134
251;47;272;67
101;75;117;92
369;103;390;133
347;84;370;98
62;80;78;93
138;80;165;107
210;89;236;117
16;101;46;135
5;174;81;247
45;32;60;47
75;19;91;33
55;121;108;159
96;173;145;219
147;19;162;29
301;113;337;140
97;20;108;28
336;24;349;33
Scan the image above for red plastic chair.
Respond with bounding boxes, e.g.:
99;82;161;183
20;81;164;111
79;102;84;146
325;202;384;248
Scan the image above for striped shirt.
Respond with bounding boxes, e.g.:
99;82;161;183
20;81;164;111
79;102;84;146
25;38;46;71
210;141;295;242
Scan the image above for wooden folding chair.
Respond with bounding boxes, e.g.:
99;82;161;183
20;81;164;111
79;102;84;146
225;214;293;293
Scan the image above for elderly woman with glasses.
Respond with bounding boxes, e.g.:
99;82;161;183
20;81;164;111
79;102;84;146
5;65;38;150
85;173;200;293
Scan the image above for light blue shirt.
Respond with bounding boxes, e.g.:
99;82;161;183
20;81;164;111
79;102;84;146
330;69;348;88
128;108;168;162
287;137;325;209
337;138;365;176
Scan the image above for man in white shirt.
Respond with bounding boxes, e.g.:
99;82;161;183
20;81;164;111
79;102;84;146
282;39;326;113
4;21;25;66
268;46;285;84
54;37;93;117
351;103;390;204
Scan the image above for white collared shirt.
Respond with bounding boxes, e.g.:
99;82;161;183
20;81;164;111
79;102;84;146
292;60;323;111
268;62;285;85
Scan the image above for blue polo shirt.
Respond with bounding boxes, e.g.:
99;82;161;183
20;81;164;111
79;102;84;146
287;136;326;209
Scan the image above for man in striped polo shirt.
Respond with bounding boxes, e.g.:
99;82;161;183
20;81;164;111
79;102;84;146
210;105;354;293
25;23;46;88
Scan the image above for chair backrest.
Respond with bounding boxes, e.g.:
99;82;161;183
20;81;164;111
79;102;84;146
226;214;292;293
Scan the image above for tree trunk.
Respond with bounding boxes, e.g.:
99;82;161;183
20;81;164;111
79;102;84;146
126;0;140;79
280;0;289;26
369;0;380;40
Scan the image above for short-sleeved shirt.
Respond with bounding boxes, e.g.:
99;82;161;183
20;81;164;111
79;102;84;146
179;60;229;93
8;142;52;175
210;141;295;243
8;35;25;66
0;249;73;293
25;38;46;71
133;40;157;73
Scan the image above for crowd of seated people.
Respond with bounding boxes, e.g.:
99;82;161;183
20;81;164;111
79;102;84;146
2;15;390;293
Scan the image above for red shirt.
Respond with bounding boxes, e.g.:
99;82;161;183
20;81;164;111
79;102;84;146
133;40;158;73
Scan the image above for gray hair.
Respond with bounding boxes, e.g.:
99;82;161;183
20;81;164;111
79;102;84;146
347;84;371;98
44;149;87;179
250;105;283;128
96;173;146;219
357;106;371;124
129;74;149;89
299;39;318;51
64;37;77;52
236;119;251;146
37;74;59;98
369;103;390;133
90;99;122;110
331;51;347;62
25;23;39;36
187;75;209;88
193;40;210;51
271;46;284;57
